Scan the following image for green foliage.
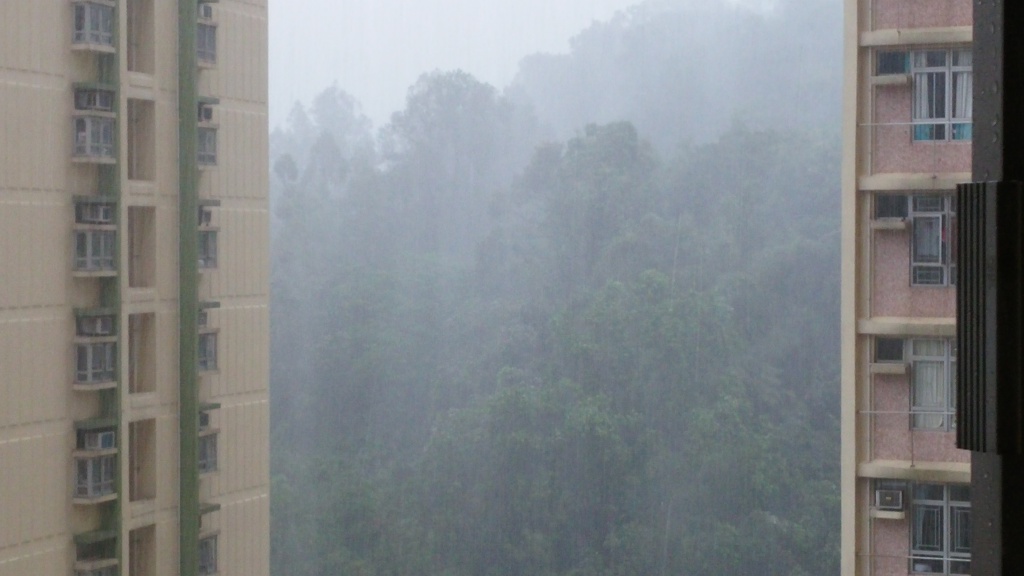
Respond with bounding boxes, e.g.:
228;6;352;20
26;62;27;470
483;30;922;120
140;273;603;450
270;6;841;573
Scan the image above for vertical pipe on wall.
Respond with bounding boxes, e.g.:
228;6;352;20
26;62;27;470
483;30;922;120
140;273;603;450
178;0;200;575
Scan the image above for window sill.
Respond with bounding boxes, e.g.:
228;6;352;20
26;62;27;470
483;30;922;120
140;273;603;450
73;447;118;458
71;43;116;54
871;74;911;87
73;492;118;506
869;509;905;520
72;269;118;278
72;156;118;165
74;558;119;572
72;380;118;392
870;362;907;375
870;218;909;231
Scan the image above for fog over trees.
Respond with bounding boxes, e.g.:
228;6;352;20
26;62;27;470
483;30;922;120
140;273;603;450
269;0;842;574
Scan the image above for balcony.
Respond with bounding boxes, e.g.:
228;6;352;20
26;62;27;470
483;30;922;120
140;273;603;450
72;1;117;54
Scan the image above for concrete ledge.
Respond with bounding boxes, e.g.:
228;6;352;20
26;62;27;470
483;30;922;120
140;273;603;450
861;27;972;47
858;459;970;483
858;317;955;337
859;173;970;191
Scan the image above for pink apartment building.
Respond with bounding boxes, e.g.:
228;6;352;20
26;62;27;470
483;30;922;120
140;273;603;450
842;0;973;575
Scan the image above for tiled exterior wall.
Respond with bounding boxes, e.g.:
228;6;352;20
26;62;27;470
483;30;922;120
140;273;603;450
871;230;955;317
871;0;971;30
872;373;967;463
870;86;971;176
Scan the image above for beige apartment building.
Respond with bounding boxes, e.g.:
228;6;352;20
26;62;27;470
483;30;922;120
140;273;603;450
0;2;269;576
842;0;972;575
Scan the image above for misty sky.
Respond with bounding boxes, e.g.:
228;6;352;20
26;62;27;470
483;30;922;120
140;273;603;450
268;0;641;129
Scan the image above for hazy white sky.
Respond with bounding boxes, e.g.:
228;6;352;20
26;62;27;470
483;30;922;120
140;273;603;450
268;0;640;130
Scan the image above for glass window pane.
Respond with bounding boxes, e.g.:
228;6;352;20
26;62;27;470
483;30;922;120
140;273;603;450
914;483;945;501
912;339;945;357
913;504;944;551
914;216;943;264
951;506;971;555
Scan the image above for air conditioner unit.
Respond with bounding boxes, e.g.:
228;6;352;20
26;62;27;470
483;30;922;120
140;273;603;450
198;104;214;123
199;4;214;20
83;430;116;451
875;489;904;511
78;316;115;337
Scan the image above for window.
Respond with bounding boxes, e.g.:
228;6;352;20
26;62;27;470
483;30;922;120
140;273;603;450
910;194;956;286
74;230;116;271
875;194;909;220
76;342;117;384
877;50;909;75
875;337;904;363
197;23;217;65
78;429;116;451
75;89;115;113
910;339;956;430
198;434;218;473
198;231;218;268
128;207;156;287
74;116;116;159
198;127;218;166
911;483;970;575
198;535;218;575
77;314;116;337
128;313;156;393
129;419;156;501
199;410;211;431
76;201;116;225
128;525;156;576
198;332;217;371
912;49;972;141
73;2;115;47
75;455;116;498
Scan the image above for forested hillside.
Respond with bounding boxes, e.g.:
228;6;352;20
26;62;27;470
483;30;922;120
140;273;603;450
269;1;842;574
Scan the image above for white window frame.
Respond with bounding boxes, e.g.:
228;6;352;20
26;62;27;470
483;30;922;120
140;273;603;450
911;49;972;141
73;2;115;47
909;338;956;431
198;434;218;473
911;483;970;575
910;194;956;286
198;231;218;268
198;535;218;575
76;201;116;225
197;23;217;65
74;229;117;271
75;89;115;113
76;341;117;384
75;454;116;498
198;127;218;166
74;116;116;158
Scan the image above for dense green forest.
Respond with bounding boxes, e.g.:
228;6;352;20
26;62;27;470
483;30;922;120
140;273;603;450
269;1;842;574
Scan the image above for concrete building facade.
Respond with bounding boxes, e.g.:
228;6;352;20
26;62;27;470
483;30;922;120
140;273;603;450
842;1;972;575
0;2;269;576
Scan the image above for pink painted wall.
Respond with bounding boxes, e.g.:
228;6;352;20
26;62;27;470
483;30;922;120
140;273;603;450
873;518;910;576
872;230;955;318
872;374;969;463
871;86;971;176
872;0;971;30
